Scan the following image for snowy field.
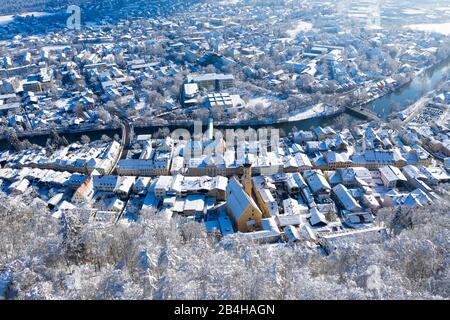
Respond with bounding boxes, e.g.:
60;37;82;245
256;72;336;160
0;12;50;25
247;98;331;122
406;23;450;36
41;45;72;52
286;21;313;40
218;0;240;4
247;96;278;109
401;8;428;15
287;103;327;122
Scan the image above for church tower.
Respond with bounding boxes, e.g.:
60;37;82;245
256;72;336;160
242;155;253;197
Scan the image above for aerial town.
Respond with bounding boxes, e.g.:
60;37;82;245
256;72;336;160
0;0;449;301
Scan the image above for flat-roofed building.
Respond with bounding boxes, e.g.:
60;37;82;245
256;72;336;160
206;93;233;108
0;102;20;116
183;83;199;99
282;197;309;215
22;80;42;93
187;73;234;91
183;83;199;107
183;194;206;216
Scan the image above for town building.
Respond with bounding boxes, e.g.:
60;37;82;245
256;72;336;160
226;177;263;233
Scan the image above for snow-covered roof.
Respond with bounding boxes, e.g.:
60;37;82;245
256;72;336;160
183;83;199;97
218;215;234;236
114;176;136;194
226;177;260;222
327;151;351;164
142;192;159;211
304;170;331;194
261;217;280;233
153;176;174;191
184;194;205;212
294;152;312;168
333;184;361;212
309;207;327;226
284;225;302;242
379;165;407;182
420;166;450;182
402;165;427;180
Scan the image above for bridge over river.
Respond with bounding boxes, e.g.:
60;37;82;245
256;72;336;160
345;105;381;122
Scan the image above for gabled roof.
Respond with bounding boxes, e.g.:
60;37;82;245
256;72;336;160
333;184;362;212
226;177;261;221
379;165;407;182
309;207;327;226
304;170;331;194
327;151;351;164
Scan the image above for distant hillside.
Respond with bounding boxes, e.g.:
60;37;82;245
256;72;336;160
0;0;203;16
0;0;82;15
0;0;116;15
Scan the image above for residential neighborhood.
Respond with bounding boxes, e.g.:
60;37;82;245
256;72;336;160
1;110;449;253
1;0;450;139
0;0;449;302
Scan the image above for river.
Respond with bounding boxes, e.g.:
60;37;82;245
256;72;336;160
365;57;450;119
1;57;449;150
135;57;450;134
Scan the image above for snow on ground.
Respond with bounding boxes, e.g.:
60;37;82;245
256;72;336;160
406;23;450;36
0;12;50;25
287;103;326;121
218;0;241;4
42;45;72;52
435;7;450;15
247;96;272;108
247;95;282;109
402;8;428;15
246;97;332;122
286;21;313;40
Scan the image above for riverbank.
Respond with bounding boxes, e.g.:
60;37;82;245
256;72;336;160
0;54;449;150
365;55;450;118
0;100;345;144
0;11;51;25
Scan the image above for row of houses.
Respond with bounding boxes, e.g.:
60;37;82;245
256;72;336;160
16;141;121;175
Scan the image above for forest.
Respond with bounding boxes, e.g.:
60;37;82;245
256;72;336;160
0;186;448;300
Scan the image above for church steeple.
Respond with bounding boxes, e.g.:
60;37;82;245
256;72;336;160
242;155;252;197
